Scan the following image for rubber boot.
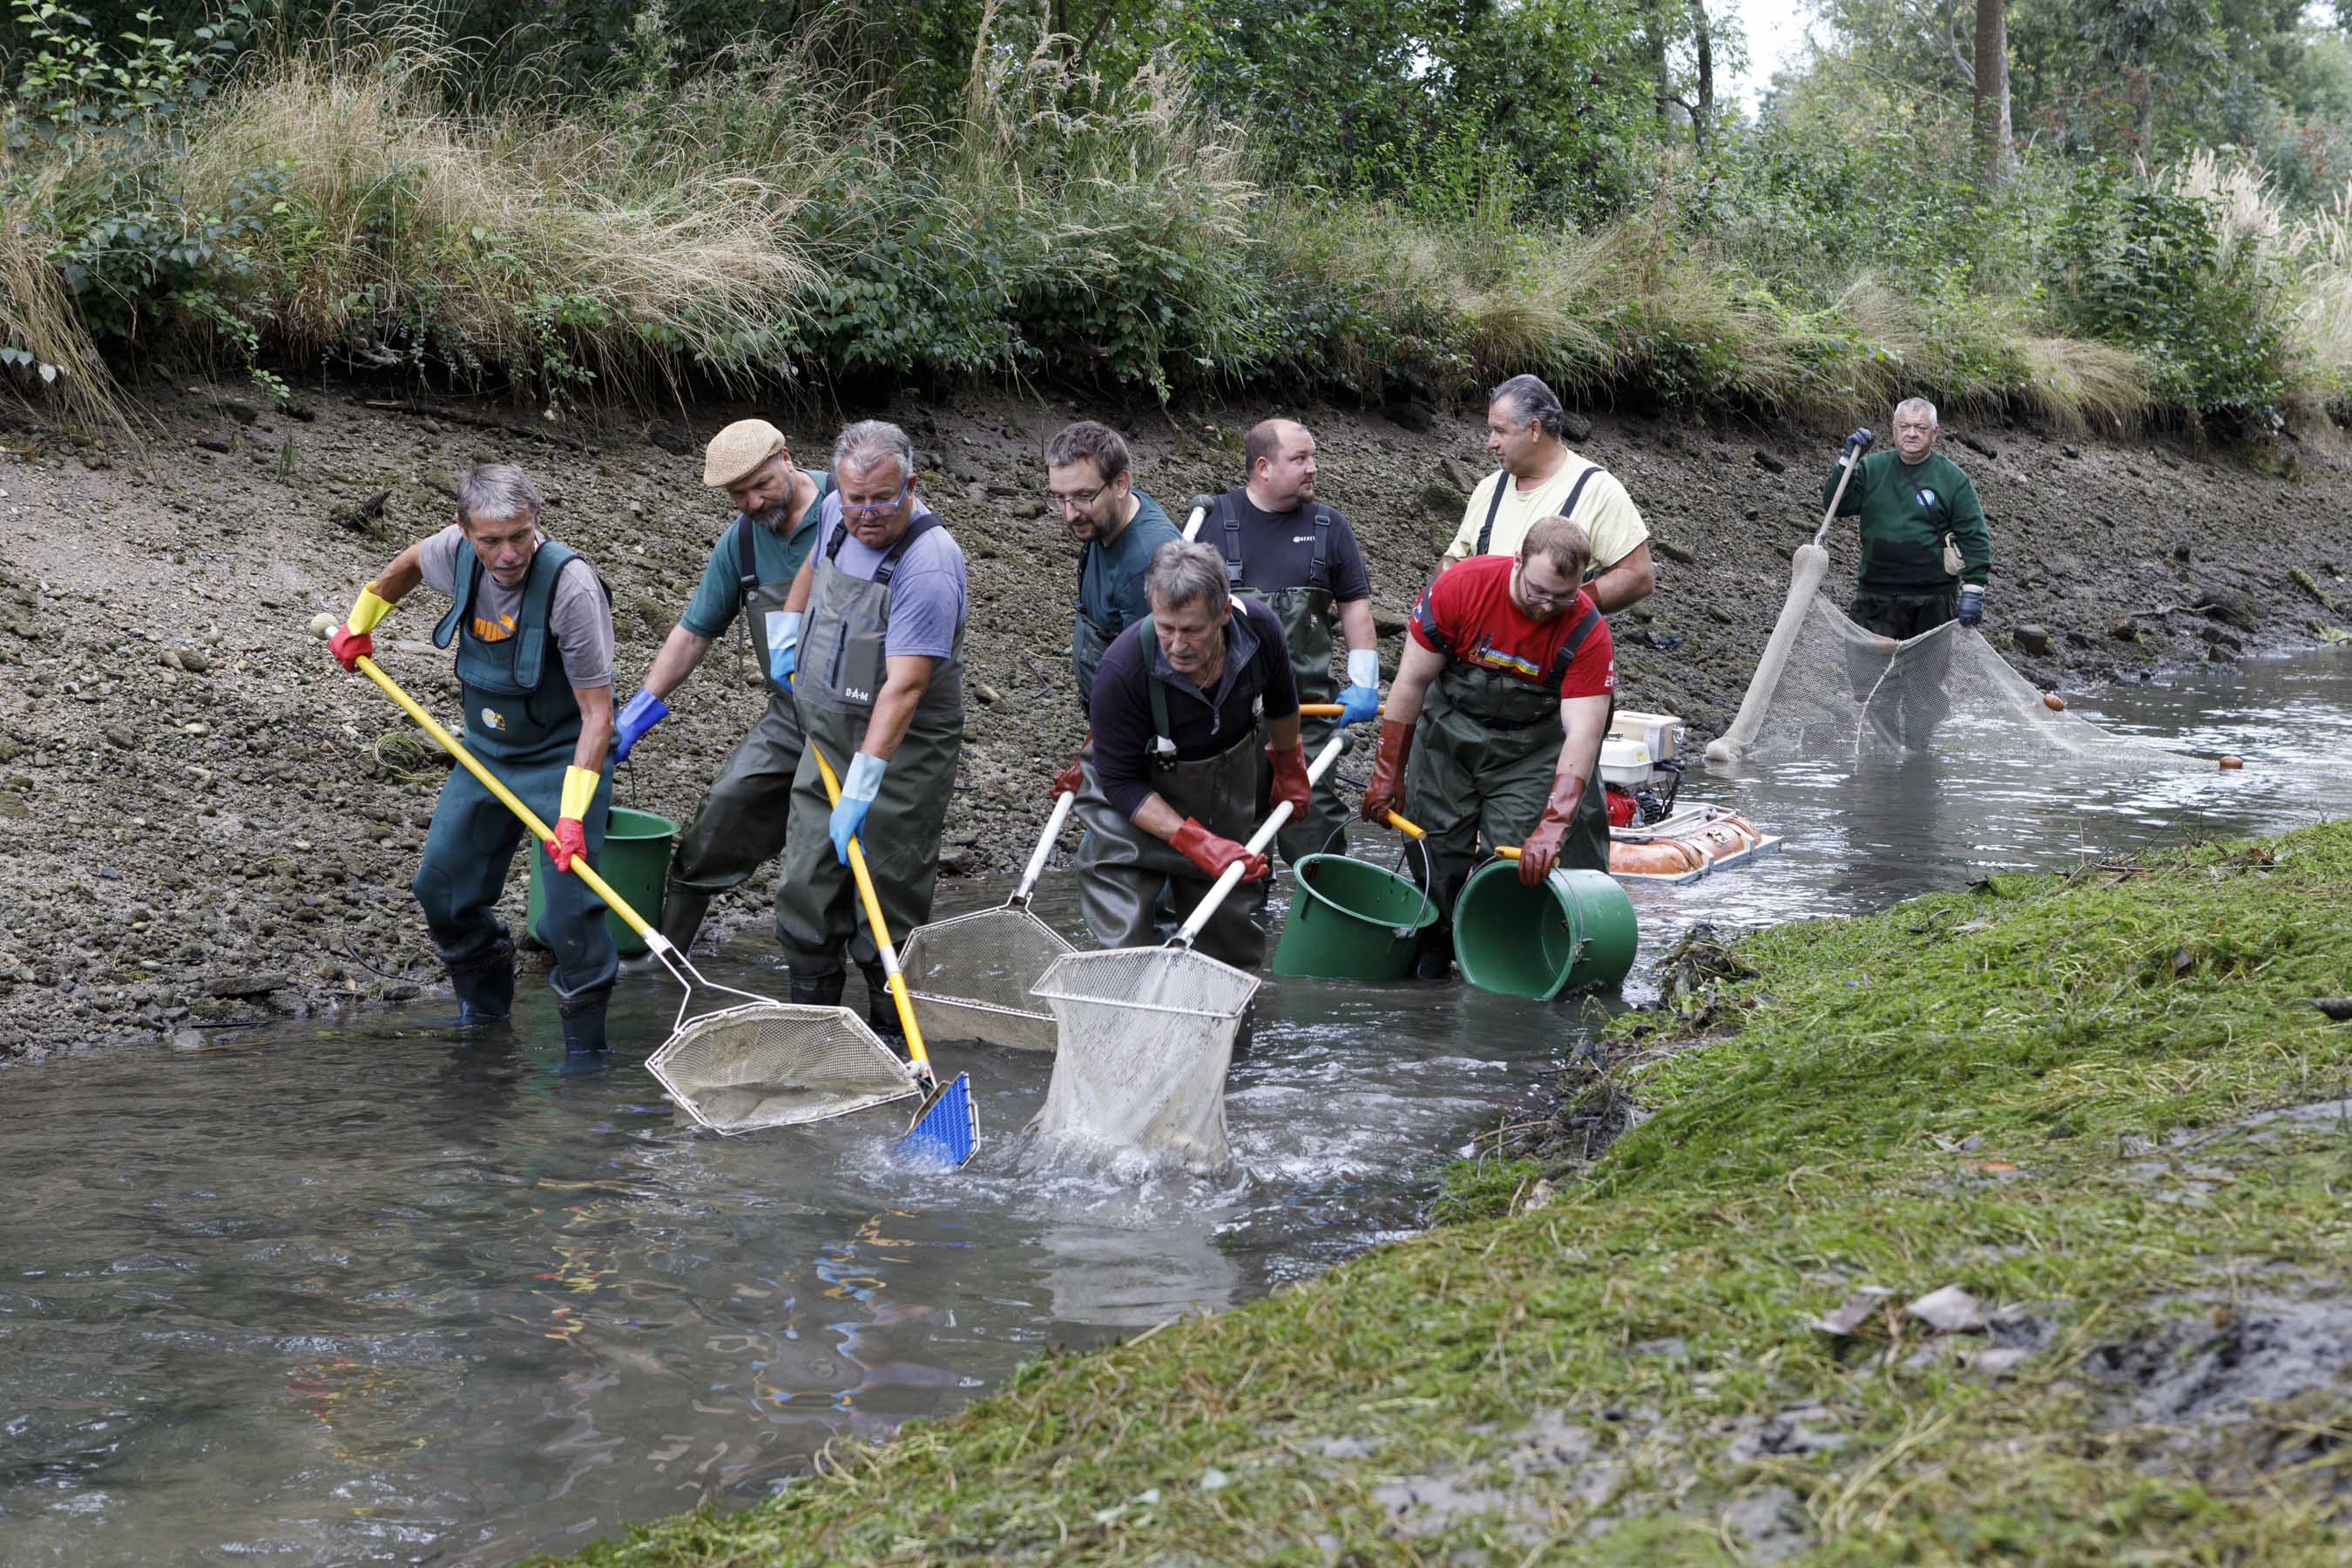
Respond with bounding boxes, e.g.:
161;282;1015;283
789;970;846;1009
557;984;612;1056
443;932;517;1024
860;962;904;1040
1411;926;1455;983
657;886;713;955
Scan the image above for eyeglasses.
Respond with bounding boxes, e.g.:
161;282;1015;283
841;477;910;517
1515;564;1579;608
1046;482;1109;513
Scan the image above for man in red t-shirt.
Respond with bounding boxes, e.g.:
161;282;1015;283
1362;514;1615;979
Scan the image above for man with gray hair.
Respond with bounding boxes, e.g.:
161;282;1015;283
1444;375;1654;613
606;419;834;952
769;420;969;1033
1071;538;1308;970
1823;398;1992;744
327;463;620;1052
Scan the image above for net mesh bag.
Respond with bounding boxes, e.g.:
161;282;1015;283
896;906;1075;1053
1025;946;1261;1174
645;1002;917;1134
1708;544;2199;767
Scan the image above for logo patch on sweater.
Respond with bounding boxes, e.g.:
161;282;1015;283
478;706;508;732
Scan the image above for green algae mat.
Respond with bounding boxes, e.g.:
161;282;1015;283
537;821;2352;1565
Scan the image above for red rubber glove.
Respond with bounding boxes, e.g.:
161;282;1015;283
545;817;588;873
1359;717;1413;825
1171;817;1268;883
1266;741;1310;818
1051;735;1088;801
328;625;374;672
1517;771;1589;887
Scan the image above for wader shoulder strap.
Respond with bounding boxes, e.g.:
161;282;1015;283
1475;465;1600;558
1543;602;1604;688
433;541;477;650
823;512;937;586
1135;618;1175;751
1307;504;1331;585
1216;494;1245;587
511;539;585;693
733;515;758;591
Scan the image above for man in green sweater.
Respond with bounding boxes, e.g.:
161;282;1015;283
1821;397;1993;747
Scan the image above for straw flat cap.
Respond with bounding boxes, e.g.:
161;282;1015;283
703;419;787;488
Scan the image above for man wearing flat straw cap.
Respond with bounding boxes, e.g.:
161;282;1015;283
606;419;833;952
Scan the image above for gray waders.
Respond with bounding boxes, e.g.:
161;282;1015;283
1213;497;1350;867
416;538;616;1051
1403;605;1611;968
663;510;823;950
774;518;964;1031
1071;616;1275;970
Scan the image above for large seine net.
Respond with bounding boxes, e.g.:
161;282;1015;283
1708;544;2200;767
1025;946;1260;1175
646;1003;917;1133
896;905;1074;1053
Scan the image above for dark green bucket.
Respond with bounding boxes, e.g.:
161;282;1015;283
527;805;677;959
1271;852;1440;981
1453;862;1638;998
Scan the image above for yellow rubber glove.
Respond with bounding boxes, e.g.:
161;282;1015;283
346;581;396;635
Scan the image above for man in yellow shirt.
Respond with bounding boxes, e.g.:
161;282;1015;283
1443;375;1655;612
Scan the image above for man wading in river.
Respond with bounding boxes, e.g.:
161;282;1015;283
1072;539;1308;970
1823;397;1994;747
771;421;969;1035
606;420;832;952
1443;375;1655;615
327;463;619;1052
1206;418;1381;867
1362;515;1617;981
1044;420;1180;798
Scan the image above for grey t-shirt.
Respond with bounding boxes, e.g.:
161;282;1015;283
808;497;967;660
417;524;614;688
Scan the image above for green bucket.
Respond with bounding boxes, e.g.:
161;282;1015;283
1453;861;1638;998
1271;852;1440;981
527;805;677;959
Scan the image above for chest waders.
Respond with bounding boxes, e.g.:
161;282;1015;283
774;517;966;1016
1214;496;1348;867
1402;602;1611;956
664;487;832;951
1073;618;1278;972
413;539;618;1043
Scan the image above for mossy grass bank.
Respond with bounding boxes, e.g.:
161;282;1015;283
538;819;2352;1564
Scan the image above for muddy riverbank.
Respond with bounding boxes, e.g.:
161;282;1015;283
1;383;2346;1059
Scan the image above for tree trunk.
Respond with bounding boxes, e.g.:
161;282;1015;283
1650;24;1672;128
1970;0;2010;189
1689;0;1714;151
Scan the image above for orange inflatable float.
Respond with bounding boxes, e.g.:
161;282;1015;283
1608;806;1781;883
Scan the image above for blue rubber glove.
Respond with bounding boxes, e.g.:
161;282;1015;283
1338;650;1382;726
1957;585;1984;627
1842;427;1875;460
829;751;888;865
765;610;804;687
613;688;667;761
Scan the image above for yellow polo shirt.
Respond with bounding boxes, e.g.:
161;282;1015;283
1446;453;1647;573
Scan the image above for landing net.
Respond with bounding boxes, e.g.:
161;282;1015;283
646;1002;917;1134
1708;544;2201;767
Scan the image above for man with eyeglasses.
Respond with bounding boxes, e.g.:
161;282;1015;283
768;420;969;1036
1205;418;1381;868
605;419;833;953
1361;514;1616;981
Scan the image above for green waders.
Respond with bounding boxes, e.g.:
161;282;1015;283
1845;588;1959;750
415;538;616;1049
1212;497;1350;868
1071;605;1116;717
773;518;964;1030
1071;615;1277;970
1403;611;1611;970
662;509;823;950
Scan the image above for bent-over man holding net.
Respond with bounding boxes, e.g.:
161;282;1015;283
1362;515;1617;982
1071;539;1311;970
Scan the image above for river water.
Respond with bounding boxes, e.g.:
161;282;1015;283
4;648;2349;1565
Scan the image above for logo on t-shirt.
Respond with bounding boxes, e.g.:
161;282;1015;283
470;611;517;643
